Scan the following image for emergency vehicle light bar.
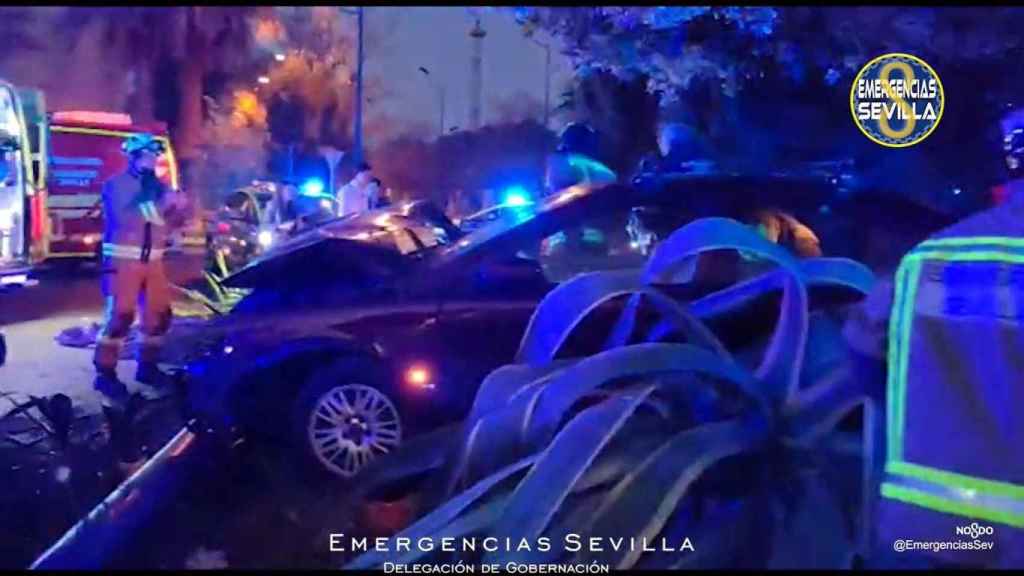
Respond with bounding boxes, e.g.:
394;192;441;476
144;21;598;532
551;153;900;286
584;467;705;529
53;111;133;127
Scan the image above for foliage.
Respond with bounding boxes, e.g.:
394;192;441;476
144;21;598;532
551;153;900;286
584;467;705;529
369;121;555;209
512;7;1024;211
348;216;879;570
193;91;268;208
513;7;1024;102
554;71;660;175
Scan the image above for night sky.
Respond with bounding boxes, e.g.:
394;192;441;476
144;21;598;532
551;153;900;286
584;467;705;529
364;7;573;140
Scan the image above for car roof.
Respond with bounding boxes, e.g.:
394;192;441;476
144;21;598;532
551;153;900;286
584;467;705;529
430;172;839;270
225;171;845;289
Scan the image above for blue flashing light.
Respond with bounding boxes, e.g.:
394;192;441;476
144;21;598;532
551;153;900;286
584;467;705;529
503;186;532;207
301;179;325;197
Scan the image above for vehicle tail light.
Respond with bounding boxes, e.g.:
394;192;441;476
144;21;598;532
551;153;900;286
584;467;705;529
217;222;231;234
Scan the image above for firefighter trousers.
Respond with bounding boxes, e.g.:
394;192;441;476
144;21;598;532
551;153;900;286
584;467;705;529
93;257;172;373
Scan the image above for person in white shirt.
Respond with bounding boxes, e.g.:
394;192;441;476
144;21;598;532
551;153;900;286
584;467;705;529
336;161;374;217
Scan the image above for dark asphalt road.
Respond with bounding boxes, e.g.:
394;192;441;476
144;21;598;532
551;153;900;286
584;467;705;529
1;252;205;327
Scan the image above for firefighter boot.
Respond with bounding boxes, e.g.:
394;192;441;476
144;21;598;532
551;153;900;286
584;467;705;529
135;362;178;389
94;369;129;407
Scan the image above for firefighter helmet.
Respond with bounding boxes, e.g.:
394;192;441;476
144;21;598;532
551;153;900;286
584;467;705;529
122;133;165;156
556;122;598;156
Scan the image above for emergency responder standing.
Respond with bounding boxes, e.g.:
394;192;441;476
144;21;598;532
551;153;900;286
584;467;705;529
543;122;617;196
844;109;1024;568
634;122;711;180
93;133;189;401
337;161;374;217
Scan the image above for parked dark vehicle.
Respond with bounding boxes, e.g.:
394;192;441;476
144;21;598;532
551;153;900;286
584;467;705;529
184;171;955;480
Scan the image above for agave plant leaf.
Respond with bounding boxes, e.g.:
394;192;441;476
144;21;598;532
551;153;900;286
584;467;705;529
607;217;796;353
515;270;728;365
346;455;538;569
603;293;644;350
642;217;800;285
816;431;867;549
689;257;874;326
572;415;674;495
753;274;809;406
465;360;576;425
438;367;564;497
799;313;849;389
525;343;766;450
495;487;613;565
662;495;764;569
603;257;702;350
486;386;657;560
578;414;769;570
799;257;875;295
448;385;547;492
783;367;866;445
766;473;856;569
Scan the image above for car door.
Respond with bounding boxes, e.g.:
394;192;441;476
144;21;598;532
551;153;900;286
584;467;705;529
436;203;648;382
430;255;550;418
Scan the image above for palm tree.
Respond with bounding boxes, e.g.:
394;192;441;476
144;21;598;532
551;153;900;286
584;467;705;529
54;7;265;188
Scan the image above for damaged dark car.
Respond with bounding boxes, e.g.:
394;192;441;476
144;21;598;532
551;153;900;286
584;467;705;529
184;171;953;481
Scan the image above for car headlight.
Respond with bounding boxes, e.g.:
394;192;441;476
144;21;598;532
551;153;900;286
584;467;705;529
258;230;274;248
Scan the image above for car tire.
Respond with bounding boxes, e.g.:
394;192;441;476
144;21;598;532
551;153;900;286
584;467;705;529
290;358;403;482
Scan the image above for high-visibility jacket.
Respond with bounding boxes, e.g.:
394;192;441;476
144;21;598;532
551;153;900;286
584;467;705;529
876;184;1024;567
544;152;617;195
101;170;186;261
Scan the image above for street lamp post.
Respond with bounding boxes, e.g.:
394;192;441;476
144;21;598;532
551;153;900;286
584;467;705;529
340;7;365;164
418;66;446;137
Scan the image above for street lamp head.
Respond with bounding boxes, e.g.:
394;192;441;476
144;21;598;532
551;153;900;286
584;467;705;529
257;76;270;85
275;53;286;62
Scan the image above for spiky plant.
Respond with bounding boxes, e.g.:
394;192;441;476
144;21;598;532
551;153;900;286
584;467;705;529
348;217;880;570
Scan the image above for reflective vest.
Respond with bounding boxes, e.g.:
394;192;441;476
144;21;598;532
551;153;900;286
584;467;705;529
101;171;183;262
881;233;1024;566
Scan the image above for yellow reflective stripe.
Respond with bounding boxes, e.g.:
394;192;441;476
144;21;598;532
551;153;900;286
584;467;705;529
909;249;1024;265
888;461;1024;500
919;236;1024;250
51;126;179;190
882;483;1024;528
138;201;166;225
101;243;164;259
102;244;141;257
887;255;919;462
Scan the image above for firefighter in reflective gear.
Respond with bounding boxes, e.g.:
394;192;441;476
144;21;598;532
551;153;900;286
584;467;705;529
93;133;188;400
844;109;1024;568
543;122;617;195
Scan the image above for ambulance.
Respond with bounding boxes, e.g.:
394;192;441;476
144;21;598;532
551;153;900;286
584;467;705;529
0;80;46;287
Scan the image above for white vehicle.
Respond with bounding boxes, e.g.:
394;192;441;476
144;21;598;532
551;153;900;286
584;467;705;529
0;80;42;287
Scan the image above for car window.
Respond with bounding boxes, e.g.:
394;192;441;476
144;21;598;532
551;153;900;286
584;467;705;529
522;205;649;284
223;191;258;224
